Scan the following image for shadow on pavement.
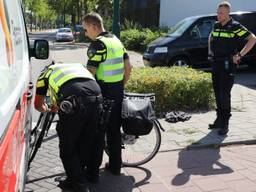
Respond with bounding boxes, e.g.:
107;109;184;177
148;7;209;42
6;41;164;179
42;133;58;142
234;67;256;90
87;169;136;192
26;172;66;184
188;129;229;148
172;130;233;186
131;167;152;187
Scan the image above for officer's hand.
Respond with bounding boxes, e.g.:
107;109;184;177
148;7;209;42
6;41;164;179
207;54;214;63
232;54;241;65
50;105;59;112
38;103;49;113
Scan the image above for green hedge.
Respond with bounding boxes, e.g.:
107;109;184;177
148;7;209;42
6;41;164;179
77;28;166;51
125;67;214;113
120;28;166;52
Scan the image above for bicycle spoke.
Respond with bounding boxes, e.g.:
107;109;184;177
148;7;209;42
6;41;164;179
121;121;161;167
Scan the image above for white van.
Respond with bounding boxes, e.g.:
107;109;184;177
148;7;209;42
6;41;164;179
0;0;49;191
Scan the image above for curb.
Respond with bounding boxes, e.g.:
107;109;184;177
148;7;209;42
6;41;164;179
158;139;256;153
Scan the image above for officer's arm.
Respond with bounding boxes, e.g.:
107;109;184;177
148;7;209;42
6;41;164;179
208;33;213;56
34;95;48;112
124;58;132;85
86;41;106;76
238;33;256;58
34;68;50;112
87;66;97;76
233;23;256;64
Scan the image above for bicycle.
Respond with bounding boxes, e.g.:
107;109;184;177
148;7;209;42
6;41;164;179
29;93;165;168
104;92;165;167
28;110;56;169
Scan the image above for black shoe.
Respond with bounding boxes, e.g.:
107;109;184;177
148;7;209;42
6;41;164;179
84;168;99;183
105;163;121;176
73;182;90;192
218;123;229;136
58;178;73;190
209;123;221;129
209;117;222;129
86;173;99;183
218;128;229;135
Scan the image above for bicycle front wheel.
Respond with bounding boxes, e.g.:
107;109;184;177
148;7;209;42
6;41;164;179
28;112;54;167
121;120;161;167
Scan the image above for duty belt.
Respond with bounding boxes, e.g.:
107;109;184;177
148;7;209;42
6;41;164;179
76;94;103;104
59;94;103;114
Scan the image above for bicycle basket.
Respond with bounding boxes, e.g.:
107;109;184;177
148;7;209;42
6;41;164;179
121;93;156;136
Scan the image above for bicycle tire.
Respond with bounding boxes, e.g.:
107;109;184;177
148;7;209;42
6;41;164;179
28;113;45;161
28;112;54;167
104;120;162;167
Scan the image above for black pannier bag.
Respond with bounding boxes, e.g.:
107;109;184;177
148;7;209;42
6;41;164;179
121;94;156;135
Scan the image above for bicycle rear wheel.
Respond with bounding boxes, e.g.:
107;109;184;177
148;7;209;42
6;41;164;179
121;120;161;167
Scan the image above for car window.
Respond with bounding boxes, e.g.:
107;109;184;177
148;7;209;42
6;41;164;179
167;17;197;37
58;28;71;33
190;19;215;39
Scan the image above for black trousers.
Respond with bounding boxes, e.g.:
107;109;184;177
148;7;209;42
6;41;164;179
98;81;124;171
105;100;122;170
56;79;101;183
212;70;234;122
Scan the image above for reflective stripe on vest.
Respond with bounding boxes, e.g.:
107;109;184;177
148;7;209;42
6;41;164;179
211;31;235;38
96;35;125;83
212;28;248;38
48;63;95;100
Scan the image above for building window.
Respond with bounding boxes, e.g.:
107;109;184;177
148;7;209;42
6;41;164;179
122;0;160;28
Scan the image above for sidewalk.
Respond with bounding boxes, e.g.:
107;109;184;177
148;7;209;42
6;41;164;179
25;48;256;191
25;131;256;192
25;80;256;192
159;82;256;152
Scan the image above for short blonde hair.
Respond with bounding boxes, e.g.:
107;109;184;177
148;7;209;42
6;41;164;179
82;12;103;28
218;1;231;10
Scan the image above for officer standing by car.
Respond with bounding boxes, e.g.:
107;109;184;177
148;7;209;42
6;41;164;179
82;12;132;176
208;1;256;135
34;62;103;192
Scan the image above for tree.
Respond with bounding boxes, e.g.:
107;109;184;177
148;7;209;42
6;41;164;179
36;0;56;29
23;0;125;30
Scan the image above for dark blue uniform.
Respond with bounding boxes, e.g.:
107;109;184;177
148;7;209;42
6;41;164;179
210;18;251;134
87;32;129;175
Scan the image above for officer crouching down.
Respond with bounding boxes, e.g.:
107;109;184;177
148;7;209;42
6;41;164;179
208;1;256;135
34;63;103;192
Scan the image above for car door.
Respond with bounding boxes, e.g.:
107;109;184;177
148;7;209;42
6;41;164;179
185;18;215;68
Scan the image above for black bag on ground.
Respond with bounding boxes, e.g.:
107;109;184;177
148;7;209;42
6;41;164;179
121;96;156;135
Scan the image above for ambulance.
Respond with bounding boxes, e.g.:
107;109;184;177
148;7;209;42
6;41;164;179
0;0;49;191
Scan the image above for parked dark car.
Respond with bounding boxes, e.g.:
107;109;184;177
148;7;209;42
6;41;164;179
143;11;256;69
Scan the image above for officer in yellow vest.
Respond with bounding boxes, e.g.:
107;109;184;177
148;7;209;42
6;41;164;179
82;12;132;177
34;62;103;192
208;1;256;135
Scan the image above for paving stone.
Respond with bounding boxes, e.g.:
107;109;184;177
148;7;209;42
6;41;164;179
25;44;256;191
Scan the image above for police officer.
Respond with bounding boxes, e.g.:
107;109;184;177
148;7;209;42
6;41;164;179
34;62;103;192
208;1;256;135
82;12;132;176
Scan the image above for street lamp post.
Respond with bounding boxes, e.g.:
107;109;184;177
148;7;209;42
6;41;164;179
112;0;120;38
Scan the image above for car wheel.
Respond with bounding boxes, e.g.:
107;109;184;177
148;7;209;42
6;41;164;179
169;57;190;67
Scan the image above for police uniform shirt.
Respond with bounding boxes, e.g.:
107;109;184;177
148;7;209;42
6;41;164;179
211;18;251;58
87;32;129;71
36;65;52;96
36;65;100;97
